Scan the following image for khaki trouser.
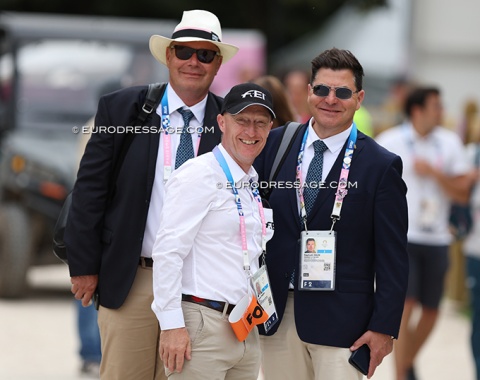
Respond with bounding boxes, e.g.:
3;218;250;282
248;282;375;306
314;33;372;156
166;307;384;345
167;301;261;380
260;292;362;380
98;266;166;380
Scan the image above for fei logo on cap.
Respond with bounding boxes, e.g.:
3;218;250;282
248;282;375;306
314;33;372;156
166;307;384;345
221;83;276;119
241;90;266;100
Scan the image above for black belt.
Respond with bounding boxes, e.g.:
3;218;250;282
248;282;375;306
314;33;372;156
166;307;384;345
139;257;153;268
182;294;235;315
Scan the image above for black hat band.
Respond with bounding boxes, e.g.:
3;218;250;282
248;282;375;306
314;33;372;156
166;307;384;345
171;29;221;42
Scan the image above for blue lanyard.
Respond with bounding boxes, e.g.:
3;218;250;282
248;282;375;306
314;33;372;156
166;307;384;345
212;146;266;272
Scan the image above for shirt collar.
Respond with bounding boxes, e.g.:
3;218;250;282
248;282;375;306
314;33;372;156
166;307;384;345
166;83;208;123
405;122;439;142
218;144;258;184
306;120;353;154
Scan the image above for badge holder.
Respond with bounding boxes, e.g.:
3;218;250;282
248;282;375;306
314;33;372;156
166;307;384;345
299;230;336;291
252;265;279;333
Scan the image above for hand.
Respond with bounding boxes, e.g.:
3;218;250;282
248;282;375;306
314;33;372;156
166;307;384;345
413;158;434;177
160;328;192;373
71;275;98;307
350;330;393;379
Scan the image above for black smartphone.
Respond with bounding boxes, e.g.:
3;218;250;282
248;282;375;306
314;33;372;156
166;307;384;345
348;344;370;376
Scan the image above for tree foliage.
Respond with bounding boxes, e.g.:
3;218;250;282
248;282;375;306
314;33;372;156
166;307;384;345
2;0;386;54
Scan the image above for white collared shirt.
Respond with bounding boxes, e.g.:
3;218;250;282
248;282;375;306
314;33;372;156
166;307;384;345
298;121;352;211
301;121;353;184
151;144;274;330
376;123;471;245
141;84;207;258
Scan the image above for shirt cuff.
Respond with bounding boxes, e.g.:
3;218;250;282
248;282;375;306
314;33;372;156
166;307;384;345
156;308;185;330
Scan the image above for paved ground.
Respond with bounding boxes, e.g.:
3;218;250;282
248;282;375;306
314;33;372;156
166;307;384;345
0;265;476;380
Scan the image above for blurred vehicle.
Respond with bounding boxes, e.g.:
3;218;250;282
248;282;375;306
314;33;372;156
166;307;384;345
0;12;174;297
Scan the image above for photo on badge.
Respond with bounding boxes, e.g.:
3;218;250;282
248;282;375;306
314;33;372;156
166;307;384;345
299;230;336;291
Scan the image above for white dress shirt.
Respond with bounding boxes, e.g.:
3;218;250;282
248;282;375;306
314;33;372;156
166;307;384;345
141;84;207;258
298;121;353;209
376;123;471;245
151;144;274;330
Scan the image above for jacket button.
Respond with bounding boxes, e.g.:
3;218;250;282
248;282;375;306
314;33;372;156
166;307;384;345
284;273;289;278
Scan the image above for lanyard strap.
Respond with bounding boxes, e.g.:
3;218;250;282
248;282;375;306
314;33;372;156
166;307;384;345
403;123;442;167
213;146;266;274
160;89;202;182
330;125;357;228
296;124;358;230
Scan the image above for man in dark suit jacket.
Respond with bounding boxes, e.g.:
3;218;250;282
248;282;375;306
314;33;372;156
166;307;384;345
65;10;238;380
254;48;408;380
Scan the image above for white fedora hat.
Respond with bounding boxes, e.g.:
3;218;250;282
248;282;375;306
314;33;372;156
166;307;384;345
149;10;239;66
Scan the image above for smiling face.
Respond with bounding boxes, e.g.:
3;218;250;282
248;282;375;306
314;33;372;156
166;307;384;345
166;41;222;106
307;68;364;139
217;105;272;173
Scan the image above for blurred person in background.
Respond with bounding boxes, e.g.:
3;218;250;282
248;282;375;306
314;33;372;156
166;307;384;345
77;300;101;377
252;75;296;129
373;76;414;136
376;87;471;380
461;99;480;380
283;69;311;124
64;10;238;380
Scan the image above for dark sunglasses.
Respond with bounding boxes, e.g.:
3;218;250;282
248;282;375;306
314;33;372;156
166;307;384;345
170;45;220;64
312;84;359;100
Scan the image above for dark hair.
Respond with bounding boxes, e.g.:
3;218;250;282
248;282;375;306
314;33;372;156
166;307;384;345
404;87;440;118
306;238;315;244
310;48;364;91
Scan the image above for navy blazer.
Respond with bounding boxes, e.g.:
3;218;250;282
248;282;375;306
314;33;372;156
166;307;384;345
254;124;408;348
64;85;222;309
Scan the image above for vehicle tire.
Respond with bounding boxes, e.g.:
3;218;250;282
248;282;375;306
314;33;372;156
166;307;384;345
0;204;33;298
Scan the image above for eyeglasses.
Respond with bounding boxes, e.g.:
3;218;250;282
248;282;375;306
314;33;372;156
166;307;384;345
170;45;220;64
312;84;359;100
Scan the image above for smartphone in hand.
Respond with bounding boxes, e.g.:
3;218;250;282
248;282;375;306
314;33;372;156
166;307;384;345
348;344;370;376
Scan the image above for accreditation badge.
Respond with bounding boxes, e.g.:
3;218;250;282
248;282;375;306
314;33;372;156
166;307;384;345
252;265;278;333
419;197;439;232
299;230;336;291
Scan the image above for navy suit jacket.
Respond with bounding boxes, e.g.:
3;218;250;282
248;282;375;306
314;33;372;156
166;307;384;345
64;85;222;309
254;123;408;348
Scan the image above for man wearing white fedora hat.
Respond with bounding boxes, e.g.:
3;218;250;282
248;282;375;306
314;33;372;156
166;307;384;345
65;9;238;380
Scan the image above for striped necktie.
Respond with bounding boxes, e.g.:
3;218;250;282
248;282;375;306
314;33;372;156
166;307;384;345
175;108;195;169
303;140;328;215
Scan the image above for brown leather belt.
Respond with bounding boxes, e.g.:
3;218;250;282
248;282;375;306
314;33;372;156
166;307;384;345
182;294;235;315
139;257;153;268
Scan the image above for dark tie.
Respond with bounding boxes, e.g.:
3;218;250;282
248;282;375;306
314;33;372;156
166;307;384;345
291;140;328;288
175;108;195;169
303;140;328;215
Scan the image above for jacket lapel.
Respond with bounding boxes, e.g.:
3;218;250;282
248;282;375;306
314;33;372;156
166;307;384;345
285;125;308;228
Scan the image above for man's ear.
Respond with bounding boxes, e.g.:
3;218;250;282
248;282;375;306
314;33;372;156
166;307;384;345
217;114;226;134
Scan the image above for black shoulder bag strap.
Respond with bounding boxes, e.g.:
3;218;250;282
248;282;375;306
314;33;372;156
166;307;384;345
109;82;164;195
53;83;165;263
262;121;302;200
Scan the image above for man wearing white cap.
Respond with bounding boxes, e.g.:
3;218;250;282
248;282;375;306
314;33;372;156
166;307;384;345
152;83;275;379
65;10;238;380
